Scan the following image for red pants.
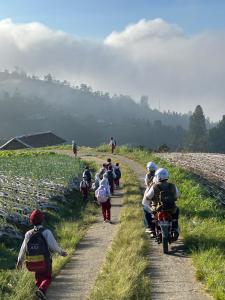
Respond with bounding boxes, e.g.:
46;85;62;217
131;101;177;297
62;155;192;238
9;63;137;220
35;265;52;293
81;187;88;200
101;199;111;221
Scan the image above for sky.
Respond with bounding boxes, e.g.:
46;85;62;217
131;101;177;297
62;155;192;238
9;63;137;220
0;0;224;121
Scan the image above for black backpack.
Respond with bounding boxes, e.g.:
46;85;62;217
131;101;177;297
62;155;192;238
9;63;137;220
25;228;50;272
107;170;114;183
154;183;176;211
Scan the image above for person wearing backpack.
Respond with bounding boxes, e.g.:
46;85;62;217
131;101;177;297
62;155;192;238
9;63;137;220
95;177;111;222
80;175;89;201
82;166;92;188
16;209;67;300
114;163;121;188
106;165;116;195
144;168;180;238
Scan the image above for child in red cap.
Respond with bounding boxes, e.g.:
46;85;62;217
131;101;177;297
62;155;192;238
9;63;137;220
16;209;67;300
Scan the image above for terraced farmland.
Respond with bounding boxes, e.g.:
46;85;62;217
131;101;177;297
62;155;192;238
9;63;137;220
155;152;225;203
0;151;81;258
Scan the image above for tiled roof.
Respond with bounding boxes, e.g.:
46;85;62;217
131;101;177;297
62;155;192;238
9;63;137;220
0;132;66;150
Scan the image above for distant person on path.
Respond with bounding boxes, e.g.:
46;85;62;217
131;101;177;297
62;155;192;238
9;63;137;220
114;163;121;188
80;175;89;201
109;137;117;154
72;140;77;157
95;174;111;222
16;209;67;300
82;166;92;188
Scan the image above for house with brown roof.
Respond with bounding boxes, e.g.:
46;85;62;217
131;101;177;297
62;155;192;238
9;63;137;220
0;132;66;150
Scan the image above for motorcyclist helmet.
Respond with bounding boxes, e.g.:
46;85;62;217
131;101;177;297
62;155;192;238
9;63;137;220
146;161;158;171
154;168;169;182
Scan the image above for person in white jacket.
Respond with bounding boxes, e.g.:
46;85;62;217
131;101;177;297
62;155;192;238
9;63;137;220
16;209;67;300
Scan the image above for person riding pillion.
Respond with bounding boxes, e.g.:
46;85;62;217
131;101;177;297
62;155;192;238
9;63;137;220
143;168;180;236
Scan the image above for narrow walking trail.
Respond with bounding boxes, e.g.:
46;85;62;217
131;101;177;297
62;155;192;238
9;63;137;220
115;154;213;300
47;153;123;300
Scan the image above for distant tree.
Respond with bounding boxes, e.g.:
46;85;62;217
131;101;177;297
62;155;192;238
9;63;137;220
208;115;225;153
140;95;149;109
188;105;208;152
157;144;170;153
44;73;53;82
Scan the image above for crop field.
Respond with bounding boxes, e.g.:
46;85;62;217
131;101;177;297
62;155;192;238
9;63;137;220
0;150;100;300
154;152;225;204
0;150;82;264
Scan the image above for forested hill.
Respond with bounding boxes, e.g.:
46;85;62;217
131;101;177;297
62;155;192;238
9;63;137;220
0;70;191;149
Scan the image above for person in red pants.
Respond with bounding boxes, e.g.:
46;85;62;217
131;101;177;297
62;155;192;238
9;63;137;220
95;176;111;223
16;210;67;300
80;175;89;201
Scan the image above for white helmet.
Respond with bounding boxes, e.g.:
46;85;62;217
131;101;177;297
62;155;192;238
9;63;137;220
154;168;169;182
146;161;158;171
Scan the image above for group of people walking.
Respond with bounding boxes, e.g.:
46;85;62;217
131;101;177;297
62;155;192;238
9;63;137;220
142;162;180;239
79;158;121;223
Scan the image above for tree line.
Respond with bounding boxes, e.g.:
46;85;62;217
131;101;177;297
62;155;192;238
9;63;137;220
0;70;224;153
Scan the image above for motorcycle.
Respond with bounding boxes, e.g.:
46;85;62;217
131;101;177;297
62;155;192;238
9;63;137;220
154;211;179;254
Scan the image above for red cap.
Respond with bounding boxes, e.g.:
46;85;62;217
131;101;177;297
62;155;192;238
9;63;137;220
29;209;45;225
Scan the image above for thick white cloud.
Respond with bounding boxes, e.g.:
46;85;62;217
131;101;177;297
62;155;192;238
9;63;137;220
0;18;224;121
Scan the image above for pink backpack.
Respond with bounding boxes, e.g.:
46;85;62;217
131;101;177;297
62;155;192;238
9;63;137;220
95;186;108;203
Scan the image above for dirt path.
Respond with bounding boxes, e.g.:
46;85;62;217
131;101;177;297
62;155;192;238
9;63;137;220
47;152;123;300
115;154;213;300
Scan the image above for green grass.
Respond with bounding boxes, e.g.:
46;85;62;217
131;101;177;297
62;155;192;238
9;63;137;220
97;144;225;300
89;163;151;300
0;151;99;300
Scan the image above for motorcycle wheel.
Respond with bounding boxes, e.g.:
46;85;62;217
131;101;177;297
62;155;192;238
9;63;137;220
162;237;169;254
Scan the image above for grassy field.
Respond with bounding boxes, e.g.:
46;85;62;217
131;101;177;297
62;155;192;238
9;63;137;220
97;145;225;300
0;151;99;300
89;163;151;300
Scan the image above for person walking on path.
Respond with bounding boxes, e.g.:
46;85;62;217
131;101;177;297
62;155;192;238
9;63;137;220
109;137;117;154
82;166;92;188
72;140;78;157
16;209;67;300
114;162;121;188
106;165;116;195
95;175;111;222
80;175;89;201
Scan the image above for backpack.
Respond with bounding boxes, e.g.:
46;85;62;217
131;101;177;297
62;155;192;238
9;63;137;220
25;228;50;272
80;180;88;189
96;186;109;203
114;168;121;179
84;170;91;182
107;170;114;183
154;183;176;211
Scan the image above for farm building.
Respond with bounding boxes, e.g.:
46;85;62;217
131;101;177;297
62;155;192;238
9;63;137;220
0;132;66;150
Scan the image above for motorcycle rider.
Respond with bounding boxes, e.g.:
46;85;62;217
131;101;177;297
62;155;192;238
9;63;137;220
142;162;158;234
143;168;180;240
145;162;158;187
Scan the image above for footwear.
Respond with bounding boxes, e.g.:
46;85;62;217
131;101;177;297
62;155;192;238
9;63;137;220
35;289;47;300
150;231;156;238
145;228;151;233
